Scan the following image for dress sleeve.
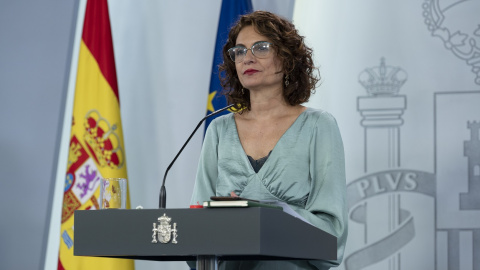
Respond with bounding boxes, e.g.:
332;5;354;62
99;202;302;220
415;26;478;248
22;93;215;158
189;119;220;206
296;112;348;269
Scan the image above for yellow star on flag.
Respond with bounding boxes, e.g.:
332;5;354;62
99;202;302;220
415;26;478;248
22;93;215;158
207;90;217;112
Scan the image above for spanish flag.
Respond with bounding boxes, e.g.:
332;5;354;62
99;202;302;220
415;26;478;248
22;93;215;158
58;0;134;269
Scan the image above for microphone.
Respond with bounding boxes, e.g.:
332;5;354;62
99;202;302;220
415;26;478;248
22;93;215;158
159;104;235;208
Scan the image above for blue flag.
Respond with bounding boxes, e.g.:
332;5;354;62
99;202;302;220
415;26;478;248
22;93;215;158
205;0;253;133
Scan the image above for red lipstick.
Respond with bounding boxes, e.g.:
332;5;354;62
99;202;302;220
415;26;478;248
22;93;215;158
244;69;259;75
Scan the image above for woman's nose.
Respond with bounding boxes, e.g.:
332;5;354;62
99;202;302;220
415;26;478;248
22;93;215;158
243;49;255;63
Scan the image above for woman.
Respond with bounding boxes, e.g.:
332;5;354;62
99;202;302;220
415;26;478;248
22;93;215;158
191;11;347;270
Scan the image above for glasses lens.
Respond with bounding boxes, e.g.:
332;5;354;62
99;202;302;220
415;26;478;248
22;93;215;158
228;46;247;62
252;42;272;58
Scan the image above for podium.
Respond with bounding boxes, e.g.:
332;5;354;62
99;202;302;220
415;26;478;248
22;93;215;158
74;207;336;269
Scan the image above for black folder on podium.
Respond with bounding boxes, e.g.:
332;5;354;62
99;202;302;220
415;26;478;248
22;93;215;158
74;207;336;269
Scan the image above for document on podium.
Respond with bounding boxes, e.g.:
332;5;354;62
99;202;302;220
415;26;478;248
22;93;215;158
205;196;313;226
259;200;313;226
203;200;281;209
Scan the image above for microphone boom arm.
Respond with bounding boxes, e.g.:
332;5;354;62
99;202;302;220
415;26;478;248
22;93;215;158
159;104;235;208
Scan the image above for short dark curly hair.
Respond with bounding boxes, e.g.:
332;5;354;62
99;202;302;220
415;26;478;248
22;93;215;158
219;11;319;111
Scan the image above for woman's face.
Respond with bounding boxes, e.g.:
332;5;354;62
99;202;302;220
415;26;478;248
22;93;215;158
234;26;284;93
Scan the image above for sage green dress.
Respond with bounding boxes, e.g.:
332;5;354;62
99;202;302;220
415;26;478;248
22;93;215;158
190;108;348;270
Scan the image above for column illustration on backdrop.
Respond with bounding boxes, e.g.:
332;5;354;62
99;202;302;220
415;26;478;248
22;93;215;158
345;58;435;270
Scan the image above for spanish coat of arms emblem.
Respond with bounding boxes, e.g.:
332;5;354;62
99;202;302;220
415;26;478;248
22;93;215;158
152;213;178;244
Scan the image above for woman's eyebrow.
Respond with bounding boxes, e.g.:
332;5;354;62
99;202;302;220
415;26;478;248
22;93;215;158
235;41;267;47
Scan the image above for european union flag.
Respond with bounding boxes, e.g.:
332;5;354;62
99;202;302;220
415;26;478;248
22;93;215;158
205;0;253;133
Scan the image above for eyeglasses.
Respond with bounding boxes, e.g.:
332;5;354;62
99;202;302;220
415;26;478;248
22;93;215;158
227;41;273;63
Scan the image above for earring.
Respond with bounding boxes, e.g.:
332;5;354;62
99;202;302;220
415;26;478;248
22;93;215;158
285;75;290;87
241;88;245;95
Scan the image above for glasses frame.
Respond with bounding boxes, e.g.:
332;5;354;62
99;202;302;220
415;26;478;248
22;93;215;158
227;41;273;63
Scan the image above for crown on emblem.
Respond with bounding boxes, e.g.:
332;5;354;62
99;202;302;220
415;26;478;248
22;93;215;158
158;213;171;224
467;121;480;139
359;57;408;96
83;110;124;169
467;121;480;129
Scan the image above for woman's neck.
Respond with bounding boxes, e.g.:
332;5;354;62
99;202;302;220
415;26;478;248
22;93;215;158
246;85;282;111
242;92;304;121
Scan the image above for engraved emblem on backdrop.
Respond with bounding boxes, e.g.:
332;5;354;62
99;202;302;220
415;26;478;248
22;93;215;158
341;1;480;269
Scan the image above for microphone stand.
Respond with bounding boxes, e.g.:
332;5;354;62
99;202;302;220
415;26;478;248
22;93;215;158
159;104;235;208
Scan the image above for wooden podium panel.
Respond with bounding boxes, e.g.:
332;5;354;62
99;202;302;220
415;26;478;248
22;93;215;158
74;208;336;262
